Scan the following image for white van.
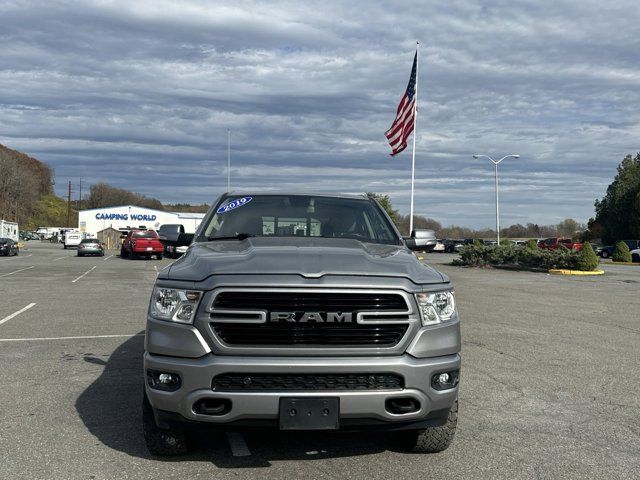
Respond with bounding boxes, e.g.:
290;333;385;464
64;231;83;249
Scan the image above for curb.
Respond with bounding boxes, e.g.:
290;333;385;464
608;261;640;266
548;269;605;276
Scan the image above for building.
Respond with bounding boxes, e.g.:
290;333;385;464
78;205;205;237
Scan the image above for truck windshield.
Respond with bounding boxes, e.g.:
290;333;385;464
202;195;400;245
133;231;158;238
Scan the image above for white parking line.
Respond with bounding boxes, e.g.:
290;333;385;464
0;266;35;278
103;254;114;261
53;256;68;261
1;253;33;260
72;265;97;283
2;253;33;262
226;432;251;457
0;333;144;342
0;303;37;326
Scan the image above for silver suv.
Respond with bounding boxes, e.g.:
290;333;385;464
143;193;461;455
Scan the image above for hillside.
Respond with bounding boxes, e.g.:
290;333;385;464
0;144;55;226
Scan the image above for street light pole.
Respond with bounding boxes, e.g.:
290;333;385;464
472;154;520;244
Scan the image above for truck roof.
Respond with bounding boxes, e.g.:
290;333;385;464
223;192;369;200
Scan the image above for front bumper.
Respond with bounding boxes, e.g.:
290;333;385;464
78;247;103;254
144;352;460;428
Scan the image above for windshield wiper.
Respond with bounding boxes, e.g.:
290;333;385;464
207;233;256;241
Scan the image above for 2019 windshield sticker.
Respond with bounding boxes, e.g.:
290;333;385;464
217;196;252;214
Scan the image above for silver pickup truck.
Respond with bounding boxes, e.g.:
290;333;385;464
143;193;461;455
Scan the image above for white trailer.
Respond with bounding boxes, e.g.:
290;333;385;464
35;227;61;239
1;220;19;242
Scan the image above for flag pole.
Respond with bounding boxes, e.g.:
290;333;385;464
227;129;231;192
409;42;419;235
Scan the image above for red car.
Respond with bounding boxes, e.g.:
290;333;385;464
120;230;164;260
538;237;583;252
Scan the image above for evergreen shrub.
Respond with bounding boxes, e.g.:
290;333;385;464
574;242;600;271
612;241;632;263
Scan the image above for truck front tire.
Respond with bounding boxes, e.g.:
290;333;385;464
142;392;189;456
397;398;458;453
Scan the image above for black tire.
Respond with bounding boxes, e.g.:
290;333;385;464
397;398;458;453
156;253;163;260
78;253;83;257
142;391;189;456
632;253;640;263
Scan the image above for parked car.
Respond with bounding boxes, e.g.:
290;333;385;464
121;230;164;260
0;238;19;256
599;240;640;258
77;238;105;257
538;237;583;252
432;239;445;252
631;248;640;263
454;238;484;252
443;239;460;253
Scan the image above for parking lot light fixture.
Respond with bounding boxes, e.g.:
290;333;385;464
472;154;520;244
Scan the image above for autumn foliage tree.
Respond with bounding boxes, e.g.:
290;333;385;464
0;144;54;223
86;182;164;210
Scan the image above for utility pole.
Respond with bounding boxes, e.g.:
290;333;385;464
79;178;82;211
67;181;72;228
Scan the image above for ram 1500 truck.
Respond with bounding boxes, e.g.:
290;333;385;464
143;193;461;455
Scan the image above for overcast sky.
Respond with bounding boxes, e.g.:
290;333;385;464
1;0;639;228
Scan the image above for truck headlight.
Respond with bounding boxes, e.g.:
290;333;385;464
149;287;202;324
415;291;456;326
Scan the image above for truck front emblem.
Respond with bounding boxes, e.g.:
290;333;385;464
270;312;353;323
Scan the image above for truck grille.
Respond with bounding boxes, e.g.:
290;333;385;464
212;323;408;346
210;291;411;348
212;373;404;391
213;292;408;311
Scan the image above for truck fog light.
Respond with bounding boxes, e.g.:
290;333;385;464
147;369;181;391
431;370;460;391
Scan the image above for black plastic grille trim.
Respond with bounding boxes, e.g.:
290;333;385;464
212;323;408;346
212;373;404;391
212;292;408;312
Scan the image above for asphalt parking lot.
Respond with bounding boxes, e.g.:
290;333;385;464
1;242;638;479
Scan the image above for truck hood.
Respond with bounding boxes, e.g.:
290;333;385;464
163;237;446;284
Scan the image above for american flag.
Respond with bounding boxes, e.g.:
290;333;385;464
385;52;417;156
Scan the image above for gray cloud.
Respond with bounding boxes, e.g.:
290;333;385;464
1;0;639;228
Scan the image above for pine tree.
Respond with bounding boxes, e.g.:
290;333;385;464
594;153;640;243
